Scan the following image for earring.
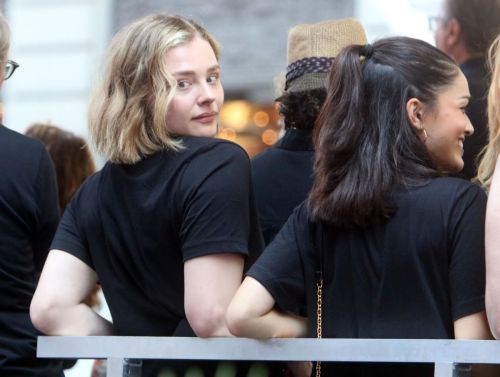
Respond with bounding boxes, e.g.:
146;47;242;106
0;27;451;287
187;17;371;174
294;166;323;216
422;129;428;142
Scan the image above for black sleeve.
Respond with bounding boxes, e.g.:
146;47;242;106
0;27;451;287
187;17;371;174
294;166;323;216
247;202;308;313
51;187;94;269
448;183;487;321
179;142;255;261
32;146;60;272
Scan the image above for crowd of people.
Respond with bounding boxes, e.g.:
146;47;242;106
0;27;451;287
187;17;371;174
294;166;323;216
1;0;500;376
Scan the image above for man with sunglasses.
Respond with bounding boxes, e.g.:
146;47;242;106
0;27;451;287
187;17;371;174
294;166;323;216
430;0;500;180
0;11;63;377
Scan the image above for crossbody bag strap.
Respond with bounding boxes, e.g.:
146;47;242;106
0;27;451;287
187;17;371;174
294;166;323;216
308;218;324;377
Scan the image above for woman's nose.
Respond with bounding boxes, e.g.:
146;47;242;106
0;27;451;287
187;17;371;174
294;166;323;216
465;117;474;136
197;82;216;105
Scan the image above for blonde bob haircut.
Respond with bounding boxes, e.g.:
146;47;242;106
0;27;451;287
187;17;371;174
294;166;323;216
89;14;220;164
0;12;11;66
477;34;500;190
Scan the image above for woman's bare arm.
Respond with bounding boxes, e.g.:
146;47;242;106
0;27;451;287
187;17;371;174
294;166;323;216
226;276;307;338
30;249;113;335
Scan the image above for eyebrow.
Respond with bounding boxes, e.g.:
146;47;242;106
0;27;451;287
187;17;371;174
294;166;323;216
171;64;220;77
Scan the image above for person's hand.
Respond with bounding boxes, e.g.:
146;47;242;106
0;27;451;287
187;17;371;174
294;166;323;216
286;361;313;377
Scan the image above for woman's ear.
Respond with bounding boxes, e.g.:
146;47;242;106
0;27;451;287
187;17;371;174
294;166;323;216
445;18;461;48
406;98;425;130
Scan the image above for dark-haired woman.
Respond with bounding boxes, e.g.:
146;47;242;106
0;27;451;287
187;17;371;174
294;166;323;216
227;36;493;377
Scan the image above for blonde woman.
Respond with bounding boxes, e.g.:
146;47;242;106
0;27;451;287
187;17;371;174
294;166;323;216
477;34;500;339
30;14;263;376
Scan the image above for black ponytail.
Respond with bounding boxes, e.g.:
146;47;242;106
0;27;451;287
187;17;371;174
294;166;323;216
309;37;458;227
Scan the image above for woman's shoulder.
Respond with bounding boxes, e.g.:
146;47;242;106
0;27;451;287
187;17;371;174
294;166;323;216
400;177;486;208
405;177;484;194
170;138;253;192
181;136;250;164
1;125;46;156
428;177;485;196
181;136;243;151
68;170;103;204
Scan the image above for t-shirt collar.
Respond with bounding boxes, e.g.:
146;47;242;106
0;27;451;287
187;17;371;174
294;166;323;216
275;128;314;151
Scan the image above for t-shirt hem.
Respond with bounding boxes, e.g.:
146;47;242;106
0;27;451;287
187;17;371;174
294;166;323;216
246;264;296;312
183;240;249;262
50;239;94;270
452;296;485;321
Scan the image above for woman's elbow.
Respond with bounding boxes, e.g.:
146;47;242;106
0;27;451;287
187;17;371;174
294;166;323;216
189;317;220;338
489;322;500;340
486;296;500;339
30;297;60;335
225;300;252;337
186;304;228;337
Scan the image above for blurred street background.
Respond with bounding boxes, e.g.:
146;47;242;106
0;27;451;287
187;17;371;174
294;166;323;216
1;0;440;159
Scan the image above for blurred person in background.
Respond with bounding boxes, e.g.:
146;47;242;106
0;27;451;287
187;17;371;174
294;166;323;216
0;12;63;377
252;19;367;245
25;123;100;371
30;13;263;377
477;34;500;340
228;36;494;377
25;123;96;214
430;0;500;179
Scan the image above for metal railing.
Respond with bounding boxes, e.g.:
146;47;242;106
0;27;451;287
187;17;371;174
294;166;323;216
37;336;500;377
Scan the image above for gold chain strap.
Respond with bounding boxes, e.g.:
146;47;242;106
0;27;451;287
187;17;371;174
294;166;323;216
315;279;323;377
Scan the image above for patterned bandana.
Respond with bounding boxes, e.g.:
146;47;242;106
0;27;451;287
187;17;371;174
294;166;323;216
285;57;334;90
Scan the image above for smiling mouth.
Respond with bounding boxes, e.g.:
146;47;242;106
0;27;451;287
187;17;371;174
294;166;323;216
192;112;217;123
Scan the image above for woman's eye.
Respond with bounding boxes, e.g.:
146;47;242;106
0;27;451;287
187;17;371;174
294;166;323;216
177;80;190;89
207;73;220;84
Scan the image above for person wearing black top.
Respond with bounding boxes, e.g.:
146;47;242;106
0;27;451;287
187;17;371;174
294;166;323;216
227;37;494;377
0;12;63;377
252;19;367;245
431;0;500;179
30;14;262;377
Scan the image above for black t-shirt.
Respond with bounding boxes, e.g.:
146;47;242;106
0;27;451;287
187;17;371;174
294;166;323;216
0;125;63;376
248;178;486;377
251;128;314;245
52;137;263;337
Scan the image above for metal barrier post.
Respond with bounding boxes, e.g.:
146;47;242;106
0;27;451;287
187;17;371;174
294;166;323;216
453;363;472;377
435;362;454;377
106;357;125;377
123;358;143;377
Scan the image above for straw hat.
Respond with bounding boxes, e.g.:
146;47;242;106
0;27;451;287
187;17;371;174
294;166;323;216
284;18;367;93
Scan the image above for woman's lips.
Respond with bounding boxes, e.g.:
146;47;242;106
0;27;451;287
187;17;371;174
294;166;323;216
192;112;217;123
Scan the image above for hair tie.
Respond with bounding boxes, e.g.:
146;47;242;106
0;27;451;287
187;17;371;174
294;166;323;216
362;44;374;59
